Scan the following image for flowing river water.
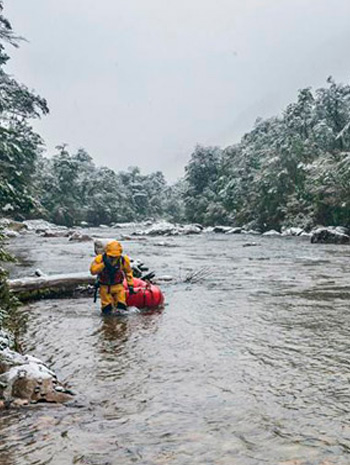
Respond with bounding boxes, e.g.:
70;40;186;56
1;226;350;465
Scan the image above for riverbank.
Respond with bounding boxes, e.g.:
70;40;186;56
2;217;350;245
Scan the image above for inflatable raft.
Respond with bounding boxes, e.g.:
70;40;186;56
124;277;164;309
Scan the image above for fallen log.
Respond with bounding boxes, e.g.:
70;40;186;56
9;273;95;301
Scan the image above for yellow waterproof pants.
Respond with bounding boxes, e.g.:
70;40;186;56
100;284;126;310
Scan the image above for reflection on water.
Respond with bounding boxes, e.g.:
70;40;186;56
2;229;350;464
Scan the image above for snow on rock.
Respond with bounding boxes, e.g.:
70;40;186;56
281;227;304;236
181;224;202;235
262;230;281;236
335;226;350;235
111;222;136;229
2;229;19;238
225;227;242;234
300;232;312;238
212;226;232;234
0;345;73;406
23;219;67;233
311;227;350;244
68;231;93;242
94;239;109;255
242;230;261;235
0;219;28;233
135;222;202;237
142;221;177;236
0;218;11;227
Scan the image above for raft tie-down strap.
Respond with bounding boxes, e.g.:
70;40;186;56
144;281;153;308
143;287;147;308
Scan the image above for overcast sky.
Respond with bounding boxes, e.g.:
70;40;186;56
6;0;350;181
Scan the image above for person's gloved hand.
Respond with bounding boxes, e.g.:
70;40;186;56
128;286;136;295
102;253;114;271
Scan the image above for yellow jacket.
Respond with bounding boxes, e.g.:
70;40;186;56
90;254;134;287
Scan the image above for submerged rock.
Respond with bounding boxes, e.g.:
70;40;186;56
311;227;350;244
153;241;178;248
34;269;47;277
42;230;72;238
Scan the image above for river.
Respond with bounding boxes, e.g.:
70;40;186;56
1;226;350;465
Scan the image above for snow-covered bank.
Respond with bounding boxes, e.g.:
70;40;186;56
0;328;73;408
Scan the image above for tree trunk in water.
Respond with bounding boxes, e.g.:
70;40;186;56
8;273;96;301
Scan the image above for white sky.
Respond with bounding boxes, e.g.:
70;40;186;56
6;0;350;181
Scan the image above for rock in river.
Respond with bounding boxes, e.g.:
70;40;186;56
281;227;304;236
135;221;202;236
262;230;281;236
212;226;232;234
311;227;350;244
225;227;242;234
68;231;93;242
0;343;73;406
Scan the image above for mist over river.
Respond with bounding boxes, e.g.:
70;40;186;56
1;225;350;465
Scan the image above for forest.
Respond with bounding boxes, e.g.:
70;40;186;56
1;3;350;232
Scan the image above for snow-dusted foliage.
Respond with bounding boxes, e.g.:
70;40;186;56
33;148;185;226
182;78;350;230
0;2;48;218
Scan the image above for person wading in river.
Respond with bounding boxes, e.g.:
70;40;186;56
90;240;135;314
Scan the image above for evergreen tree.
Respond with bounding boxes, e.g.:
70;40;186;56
0;1;48;218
